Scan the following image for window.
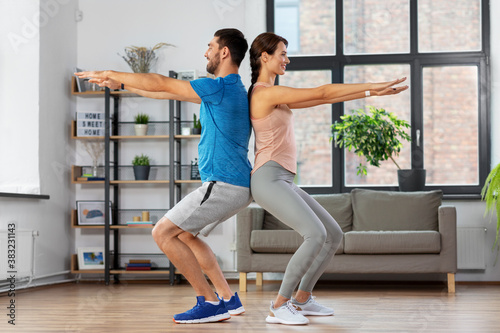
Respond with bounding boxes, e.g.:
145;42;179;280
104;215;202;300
268;0;489;196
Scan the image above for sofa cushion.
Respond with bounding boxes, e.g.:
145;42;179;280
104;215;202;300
312;194;353;232
250;230;344;254
262;211;292;230
344;231;441;254
351;189;442;231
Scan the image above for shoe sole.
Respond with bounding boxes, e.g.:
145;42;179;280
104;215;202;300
228;306;245;315
265;315;308;325
299;310;334;316
173;313;231;324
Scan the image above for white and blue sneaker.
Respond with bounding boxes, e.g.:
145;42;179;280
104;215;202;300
291;295;334;316
173;296;231;324
224;292;245;315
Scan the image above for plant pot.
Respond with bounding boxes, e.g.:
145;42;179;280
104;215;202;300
133;165;150;181
398;169;426;192
134;124;148;136
192;127;201;135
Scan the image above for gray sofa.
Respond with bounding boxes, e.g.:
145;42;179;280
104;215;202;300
236;189;457;293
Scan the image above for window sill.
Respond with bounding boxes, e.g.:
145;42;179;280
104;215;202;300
0;192;50;200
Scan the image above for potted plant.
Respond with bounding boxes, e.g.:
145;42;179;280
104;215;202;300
134;113;149;136
331;106;420;190
481;162;500;255
132;154;151;181
120;42;175;73
192;113;202;135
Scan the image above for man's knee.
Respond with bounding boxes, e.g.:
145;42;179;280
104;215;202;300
152;217;182;243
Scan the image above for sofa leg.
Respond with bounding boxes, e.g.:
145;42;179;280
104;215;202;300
239;272;247;292
256;272;263;287
447;273;455;293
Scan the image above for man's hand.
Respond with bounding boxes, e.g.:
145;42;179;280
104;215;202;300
74;70;122;90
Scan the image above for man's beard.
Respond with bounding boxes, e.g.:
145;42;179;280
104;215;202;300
206;52;220;75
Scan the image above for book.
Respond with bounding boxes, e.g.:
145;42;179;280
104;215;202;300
125;266;151;271
129;259;151;264
126;263;151;267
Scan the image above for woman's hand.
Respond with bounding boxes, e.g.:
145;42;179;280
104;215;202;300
370;77;409;96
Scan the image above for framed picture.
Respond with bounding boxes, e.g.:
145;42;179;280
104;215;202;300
77;200;112;225
77;247;105;270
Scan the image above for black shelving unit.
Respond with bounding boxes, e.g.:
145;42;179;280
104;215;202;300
71;71;201;285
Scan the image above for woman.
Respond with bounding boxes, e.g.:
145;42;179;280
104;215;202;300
248;32;408;325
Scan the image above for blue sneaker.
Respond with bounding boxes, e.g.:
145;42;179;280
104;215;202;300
173;296;231;324
225;292;245;315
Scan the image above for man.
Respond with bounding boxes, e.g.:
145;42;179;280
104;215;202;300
75;28;252;324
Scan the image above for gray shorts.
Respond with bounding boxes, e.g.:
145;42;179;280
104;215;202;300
164;181;252;236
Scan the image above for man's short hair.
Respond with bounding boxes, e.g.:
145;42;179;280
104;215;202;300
214;28;248;68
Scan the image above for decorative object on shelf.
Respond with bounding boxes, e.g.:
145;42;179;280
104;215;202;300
77;247;105;270
77;200;112;225
142;211;150;222
177;69;200;81
134;113;150;136
132;154;151;180
192;113;202;134
331;106;418;190
82;140;105;177
191;158;201;180
181;127;191;135
481;162;500;257
120;42;175;73
76;111;107;137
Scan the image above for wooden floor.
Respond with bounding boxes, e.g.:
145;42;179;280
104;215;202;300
1;280;499;332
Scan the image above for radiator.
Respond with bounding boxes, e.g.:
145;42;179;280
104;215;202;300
457;227;487;269
0;228;38;283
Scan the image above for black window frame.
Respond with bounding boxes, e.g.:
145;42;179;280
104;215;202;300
266;0;491;198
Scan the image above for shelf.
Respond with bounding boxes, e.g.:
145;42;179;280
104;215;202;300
174;135;201;139
175;180;202;184
71;165;105;184
110;180;170;184
110;135;170;140
110;269;172;275
71;76;139;97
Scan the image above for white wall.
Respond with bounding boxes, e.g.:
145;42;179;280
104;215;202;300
0;0;78;287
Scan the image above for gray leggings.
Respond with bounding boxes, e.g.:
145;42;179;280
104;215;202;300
251;161;343;299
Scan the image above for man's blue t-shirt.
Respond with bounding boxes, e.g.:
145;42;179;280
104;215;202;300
190;74;252;188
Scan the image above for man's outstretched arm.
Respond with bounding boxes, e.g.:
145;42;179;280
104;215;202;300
74;70;201;103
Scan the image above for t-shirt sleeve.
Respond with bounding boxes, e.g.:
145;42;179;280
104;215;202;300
190;77;224;104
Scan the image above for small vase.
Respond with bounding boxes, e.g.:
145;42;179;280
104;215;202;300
134;124;148;136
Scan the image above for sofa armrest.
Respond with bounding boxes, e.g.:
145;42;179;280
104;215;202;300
438;205;457;272
236;206;265;271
